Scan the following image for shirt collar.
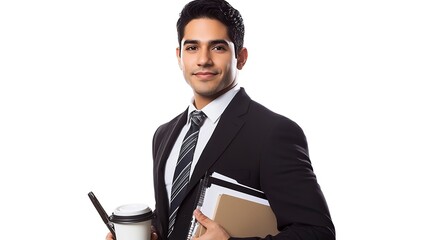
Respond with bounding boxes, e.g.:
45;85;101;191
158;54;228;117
187;85;240;124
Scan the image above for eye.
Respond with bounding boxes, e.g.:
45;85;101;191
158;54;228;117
185;45;198;51
212;45;227;52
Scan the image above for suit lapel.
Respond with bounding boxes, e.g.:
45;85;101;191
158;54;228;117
188;89;251;192
155;89;251;237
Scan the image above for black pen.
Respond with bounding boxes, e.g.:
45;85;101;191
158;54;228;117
88;191;116;240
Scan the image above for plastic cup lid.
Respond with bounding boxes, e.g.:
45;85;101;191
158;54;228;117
110;203;154;223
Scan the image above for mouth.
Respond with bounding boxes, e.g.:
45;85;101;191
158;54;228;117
192;71;218;80
193;71;217;76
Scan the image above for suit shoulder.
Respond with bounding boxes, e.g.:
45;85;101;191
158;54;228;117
154;113;182;135
249;100;304;134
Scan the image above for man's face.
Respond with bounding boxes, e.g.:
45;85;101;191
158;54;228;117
176;18;247;109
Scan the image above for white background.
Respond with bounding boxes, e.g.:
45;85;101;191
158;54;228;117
1;0;428;239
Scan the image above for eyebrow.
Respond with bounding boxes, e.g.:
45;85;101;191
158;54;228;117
183;39;229;46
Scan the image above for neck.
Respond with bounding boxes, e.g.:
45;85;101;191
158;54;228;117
193;83;237;109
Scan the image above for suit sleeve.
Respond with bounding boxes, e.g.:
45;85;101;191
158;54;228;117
230;118;335;240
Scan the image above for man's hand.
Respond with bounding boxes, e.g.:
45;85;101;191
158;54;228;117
193;209;230;240
105;225;158;240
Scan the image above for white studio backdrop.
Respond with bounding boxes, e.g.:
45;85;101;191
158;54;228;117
0;0;428;239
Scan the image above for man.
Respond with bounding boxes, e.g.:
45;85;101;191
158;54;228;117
107;0;335;239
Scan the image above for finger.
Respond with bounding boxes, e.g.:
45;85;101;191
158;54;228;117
105;232;113;240
151;225;158;240
194;209;212;228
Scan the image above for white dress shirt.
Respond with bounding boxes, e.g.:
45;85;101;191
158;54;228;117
164;85;240;202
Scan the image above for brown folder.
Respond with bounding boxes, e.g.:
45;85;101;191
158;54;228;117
196;194;279;238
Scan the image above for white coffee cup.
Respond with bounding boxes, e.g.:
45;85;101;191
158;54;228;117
110;203;154;240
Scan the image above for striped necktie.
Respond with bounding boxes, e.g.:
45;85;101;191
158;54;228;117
168;110;207;238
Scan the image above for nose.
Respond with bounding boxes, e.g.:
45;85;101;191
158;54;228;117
197;48;213;67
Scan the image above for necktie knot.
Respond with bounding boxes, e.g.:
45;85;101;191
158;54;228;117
190;111;207;127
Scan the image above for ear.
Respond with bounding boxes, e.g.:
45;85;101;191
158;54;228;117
236;47;248;70
176;47;182;70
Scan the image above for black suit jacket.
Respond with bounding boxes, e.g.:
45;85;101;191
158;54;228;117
152;88;335;240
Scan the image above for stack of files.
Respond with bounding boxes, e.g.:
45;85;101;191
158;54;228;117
190;173;279;238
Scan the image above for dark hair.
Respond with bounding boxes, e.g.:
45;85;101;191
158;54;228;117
176;0;245;57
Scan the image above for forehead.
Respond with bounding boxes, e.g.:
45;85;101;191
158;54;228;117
182;18;231;43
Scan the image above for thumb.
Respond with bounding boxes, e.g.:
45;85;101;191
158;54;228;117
194;209;213;228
